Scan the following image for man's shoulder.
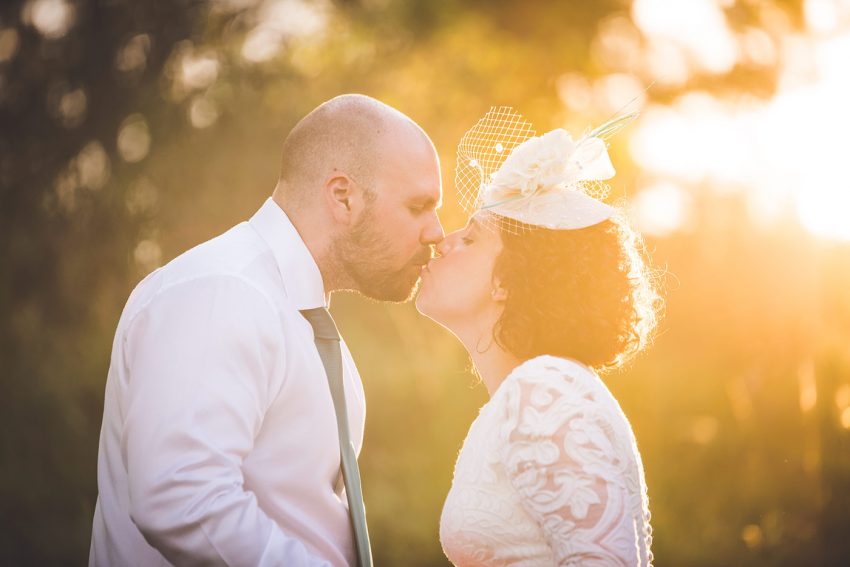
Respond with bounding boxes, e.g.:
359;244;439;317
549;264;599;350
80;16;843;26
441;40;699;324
122;222;278;320
164;221;267;280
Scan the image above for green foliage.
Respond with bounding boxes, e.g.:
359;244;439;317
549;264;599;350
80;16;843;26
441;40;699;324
3;0;848;565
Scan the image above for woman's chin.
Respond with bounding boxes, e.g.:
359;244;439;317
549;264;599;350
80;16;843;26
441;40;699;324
414;289;431;317
414;286;440;321
416;280;457;331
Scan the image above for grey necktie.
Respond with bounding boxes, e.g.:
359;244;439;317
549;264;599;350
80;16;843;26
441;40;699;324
300;307;373;567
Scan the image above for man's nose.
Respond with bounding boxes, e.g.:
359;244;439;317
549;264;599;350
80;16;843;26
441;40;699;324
421;211;445;246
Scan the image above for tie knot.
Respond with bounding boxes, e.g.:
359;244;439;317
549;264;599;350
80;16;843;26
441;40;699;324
300;307;340;341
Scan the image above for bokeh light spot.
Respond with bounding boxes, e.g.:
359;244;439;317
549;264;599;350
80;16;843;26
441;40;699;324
595;73;646;115
115;34;151;74
22;0;75;39
242;27;283;63
117;114;151;163
632;0;737;74
740;27;777;67
240;0;330;63
77;141;110;190
741;524;764;549
631;181;690;237
592;15;642;72
805;0;839;34
798;361;817;414
47;82;87;128
53;141;110;212
180;52;220;90
58;87;87;128
189;97;219;129
556;73;593;112
134;239;162;271
644;38;690;86
0;28;20;62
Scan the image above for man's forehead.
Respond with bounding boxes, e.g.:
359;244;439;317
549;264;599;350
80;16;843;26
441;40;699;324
395;157;442;203
375;124;441;199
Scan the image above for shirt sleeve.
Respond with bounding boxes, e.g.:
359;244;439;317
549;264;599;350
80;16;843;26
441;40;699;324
498;362;643;566
121;275;330;567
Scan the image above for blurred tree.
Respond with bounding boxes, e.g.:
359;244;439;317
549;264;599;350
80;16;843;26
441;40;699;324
0;0;217;562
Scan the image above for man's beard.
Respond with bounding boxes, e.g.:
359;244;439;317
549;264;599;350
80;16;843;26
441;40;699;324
336;207;431;302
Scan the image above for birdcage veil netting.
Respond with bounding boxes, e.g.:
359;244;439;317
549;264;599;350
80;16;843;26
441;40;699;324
455;106;616;234
455;107;536;234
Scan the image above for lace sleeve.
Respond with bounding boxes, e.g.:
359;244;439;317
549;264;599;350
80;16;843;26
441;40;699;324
498;359;650;566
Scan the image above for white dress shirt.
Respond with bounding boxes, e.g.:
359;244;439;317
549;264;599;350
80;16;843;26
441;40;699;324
90;198;366;567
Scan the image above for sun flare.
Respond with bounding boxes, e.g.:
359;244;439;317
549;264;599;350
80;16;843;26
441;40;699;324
630;5;850;242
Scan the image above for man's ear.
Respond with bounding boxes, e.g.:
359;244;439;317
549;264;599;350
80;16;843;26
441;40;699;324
324;173;364;224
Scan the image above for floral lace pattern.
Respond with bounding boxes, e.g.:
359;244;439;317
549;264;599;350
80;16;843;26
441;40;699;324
440;356;652;566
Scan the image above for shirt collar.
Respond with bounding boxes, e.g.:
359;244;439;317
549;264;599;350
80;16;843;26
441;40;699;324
249;197;327;309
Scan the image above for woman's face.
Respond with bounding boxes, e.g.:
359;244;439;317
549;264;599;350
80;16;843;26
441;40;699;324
415;213;504;331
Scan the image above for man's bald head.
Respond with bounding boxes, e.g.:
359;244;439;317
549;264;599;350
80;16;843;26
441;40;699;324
276;94;429;206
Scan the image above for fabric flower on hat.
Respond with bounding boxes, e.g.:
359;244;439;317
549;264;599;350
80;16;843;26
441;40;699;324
483;129;615;209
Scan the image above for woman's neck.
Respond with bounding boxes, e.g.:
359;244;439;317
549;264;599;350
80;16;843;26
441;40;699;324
464;331;522;398
443;305;522;397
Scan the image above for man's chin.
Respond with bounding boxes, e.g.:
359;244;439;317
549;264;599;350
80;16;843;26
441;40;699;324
357;274;421;303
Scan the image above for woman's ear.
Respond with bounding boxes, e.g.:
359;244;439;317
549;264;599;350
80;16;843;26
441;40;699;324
491;278;508;302
325;173;365;224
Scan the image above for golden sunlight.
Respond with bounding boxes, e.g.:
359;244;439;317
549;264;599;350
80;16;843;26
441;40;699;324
631;12;850;241
632;0;738;75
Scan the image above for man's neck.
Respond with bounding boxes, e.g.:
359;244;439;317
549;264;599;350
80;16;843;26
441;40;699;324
273;193;344;296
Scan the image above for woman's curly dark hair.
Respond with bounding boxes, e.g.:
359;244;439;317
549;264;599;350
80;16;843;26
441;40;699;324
492;212;662;371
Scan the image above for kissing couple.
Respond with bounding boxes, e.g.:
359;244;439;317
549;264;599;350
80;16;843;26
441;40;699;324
90;94;660;566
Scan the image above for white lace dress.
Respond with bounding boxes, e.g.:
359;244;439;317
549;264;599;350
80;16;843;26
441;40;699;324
440;355;652;566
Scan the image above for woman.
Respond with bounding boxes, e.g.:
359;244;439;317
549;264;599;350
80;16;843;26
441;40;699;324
416;108;660;566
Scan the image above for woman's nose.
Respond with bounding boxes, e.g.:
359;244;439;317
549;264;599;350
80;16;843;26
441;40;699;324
435;236;452;257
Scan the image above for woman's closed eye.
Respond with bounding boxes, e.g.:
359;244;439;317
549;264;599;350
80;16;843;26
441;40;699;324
461;222;477;245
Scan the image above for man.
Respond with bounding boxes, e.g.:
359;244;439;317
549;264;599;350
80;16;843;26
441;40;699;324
90;94;444;566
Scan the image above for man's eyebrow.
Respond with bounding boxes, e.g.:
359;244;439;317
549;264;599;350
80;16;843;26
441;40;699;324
410;195;440;208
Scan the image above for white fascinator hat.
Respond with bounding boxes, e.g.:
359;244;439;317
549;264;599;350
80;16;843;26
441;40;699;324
456;107;635;232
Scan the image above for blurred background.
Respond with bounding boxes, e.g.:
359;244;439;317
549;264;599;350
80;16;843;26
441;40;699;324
2;0;850;564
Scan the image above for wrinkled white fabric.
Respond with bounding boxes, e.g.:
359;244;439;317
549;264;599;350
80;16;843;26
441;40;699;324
440;356;652;566
90;198;365;566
